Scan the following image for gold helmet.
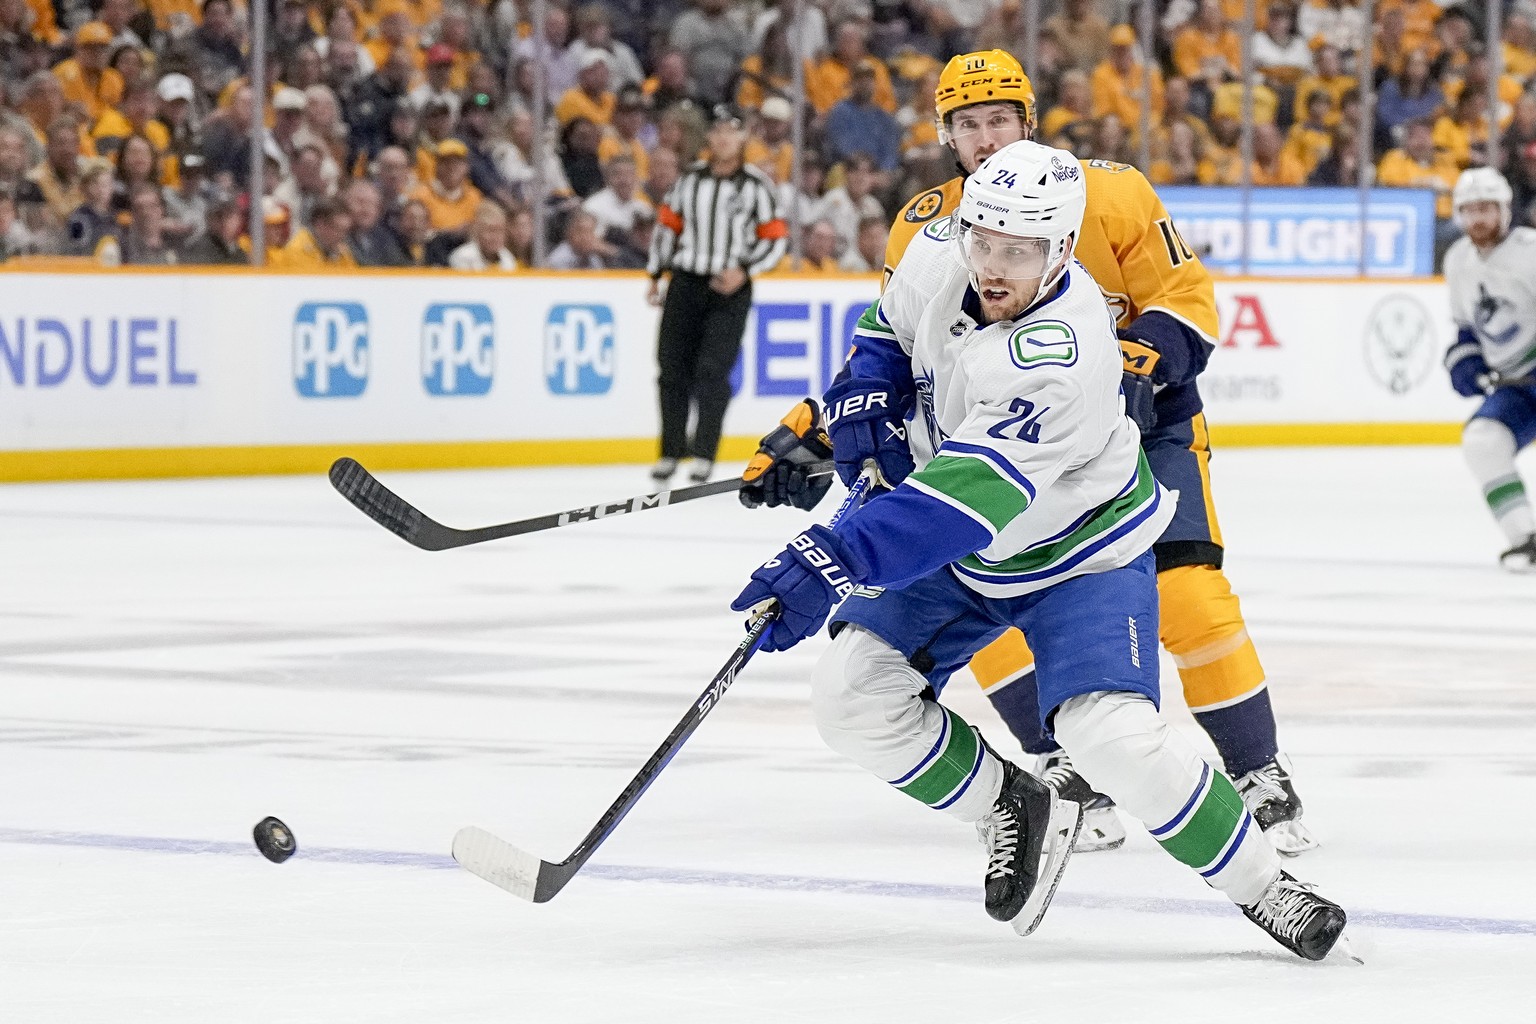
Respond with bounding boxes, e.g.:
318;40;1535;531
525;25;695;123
934;50;1036;140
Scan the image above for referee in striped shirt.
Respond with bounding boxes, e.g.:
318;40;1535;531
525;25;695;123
647;103;788;484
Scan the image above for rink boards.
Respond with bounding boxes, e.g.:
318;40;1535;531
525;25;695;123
0;268;1470;480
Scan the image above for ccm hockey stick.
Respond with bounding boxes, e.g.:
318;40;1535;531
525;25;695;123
327;456;833;551
452;467;879;903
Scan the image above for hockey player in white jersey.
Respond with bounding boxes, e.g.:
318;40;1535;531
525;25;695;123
1443;167;1536;572
731;141;1350;959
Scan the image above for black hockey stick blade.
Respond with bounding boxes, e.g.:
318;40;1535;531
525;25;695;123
451;468;877;904
452;609;776;903
328;457;817;551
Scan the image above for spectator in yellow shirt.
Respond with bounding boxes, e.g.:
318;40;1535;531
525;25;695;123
1432;90;1488;169
807;21;896;115
273;197;357;269
1040;71;1093;141
556;51;617;127
1248;122;1308;184
1291;43;1355;125
1091;25;1164;135
744;96;795;184
410;138;482;231
364;3;422;72
1285;90;1336;176
1505;14;1536;80
1155;75;1213;153
92;84;170;160
1149;119;1204;185
53;22;124;123
1173;0;1241;82
1377;119;1460;217
597;87;651;181
1043;0;1112;76
1198;112;1242;183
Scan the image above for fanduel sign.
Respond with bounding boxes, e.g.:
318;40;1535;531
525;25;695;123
1161;186;1436;276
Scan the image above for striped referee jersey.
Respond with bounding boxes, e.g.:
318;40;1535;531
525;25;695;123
647;160;788;279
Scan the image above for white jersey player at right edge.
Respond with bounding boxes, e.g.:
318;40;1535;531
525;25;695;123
1442;167;1536;572
731;141;1353;960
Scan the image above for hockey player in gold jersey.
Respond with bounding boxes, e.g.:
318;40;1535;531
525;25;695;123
741;50;1316;857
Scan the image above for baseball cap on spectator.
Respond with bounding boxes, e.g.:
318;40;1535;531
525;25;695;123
760;96;793;121
1109;24;1137;46
426;43;455;66
274;87;307;112
76;21;113;45
852;58;879;79
262;197;291;225
157;73;195;103
180;152;206;173
616;86;646;112
710;102;746;129
580;50;612;72
435;138;469;159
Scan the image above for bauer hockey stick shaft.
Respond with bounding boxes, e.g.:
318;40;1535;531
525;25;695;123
328;457;834;551
452;467;879;904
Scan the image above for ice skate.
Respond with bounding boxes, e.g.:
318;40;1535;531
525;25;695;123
687;459;715;484
976;759;1083;936
1039;750;1126;852
1241;870;1354;962
1498;535;1536;574
650;457;678;483
1234;754;1318;856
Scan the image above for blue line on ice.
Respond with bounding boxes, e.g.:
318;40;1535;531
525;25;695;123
5;826;1531;938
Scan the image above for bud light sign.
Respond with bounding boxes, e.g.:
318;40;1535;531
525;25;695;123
294;302;368;397
545;304;615;395
422;303;495;395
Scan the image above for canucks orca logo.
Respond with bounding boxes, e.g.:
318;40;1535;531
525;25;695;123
1474;284;1520;347
914;371;946;452
905;189;945;223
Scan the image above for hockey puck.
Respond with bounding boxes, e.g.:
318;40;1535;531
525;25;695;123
253;816;297;863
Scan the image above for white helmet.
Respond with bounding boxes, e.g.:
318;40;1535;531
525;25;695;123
1452;166;1513;234
955;140;1086;312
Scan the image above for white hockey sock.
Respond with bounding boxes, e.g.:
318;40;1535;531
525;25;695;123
813;626;1003;823
1463;417;1535;546
1054;691;1280;906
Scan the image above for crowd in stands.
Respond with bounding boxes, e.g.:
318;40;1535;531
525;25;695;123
2;0;1535;270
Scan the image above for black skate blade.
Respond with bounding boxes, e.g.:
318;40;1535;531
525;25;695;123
1013;797;1084;937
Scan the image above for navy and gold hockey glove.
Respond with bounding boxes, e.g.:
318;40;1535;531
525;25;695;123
1120;337;1159;434
740;399;835;511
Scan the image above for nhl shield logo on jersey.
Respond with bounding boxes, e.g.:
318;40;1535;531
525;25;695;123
905;190;945;223
1362;294;1435;394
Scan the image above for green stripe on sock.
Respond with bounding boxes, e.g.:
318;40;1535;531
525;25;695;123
896;708;981;806
1486;478;1527;515
1156;770;1248;870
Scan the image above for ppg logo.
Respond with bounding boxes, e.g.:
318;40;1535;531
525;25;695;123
422;303;495;395
545;304;615;395
294;302;369;397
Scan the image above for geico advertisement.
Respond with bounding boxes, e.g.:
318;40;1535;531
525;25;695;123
0;272;1471;451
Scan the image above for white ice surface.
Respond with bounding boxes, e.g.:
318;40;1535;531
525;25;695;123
2;447;1534;1022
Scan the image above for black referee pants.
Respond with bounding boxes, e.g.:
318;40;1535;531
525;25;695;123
655;271;753;462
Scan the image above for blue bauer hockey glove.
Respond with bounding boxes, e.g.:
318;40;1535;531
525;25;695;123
730;524;869;652
740;399;835;511
822;377;914;489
